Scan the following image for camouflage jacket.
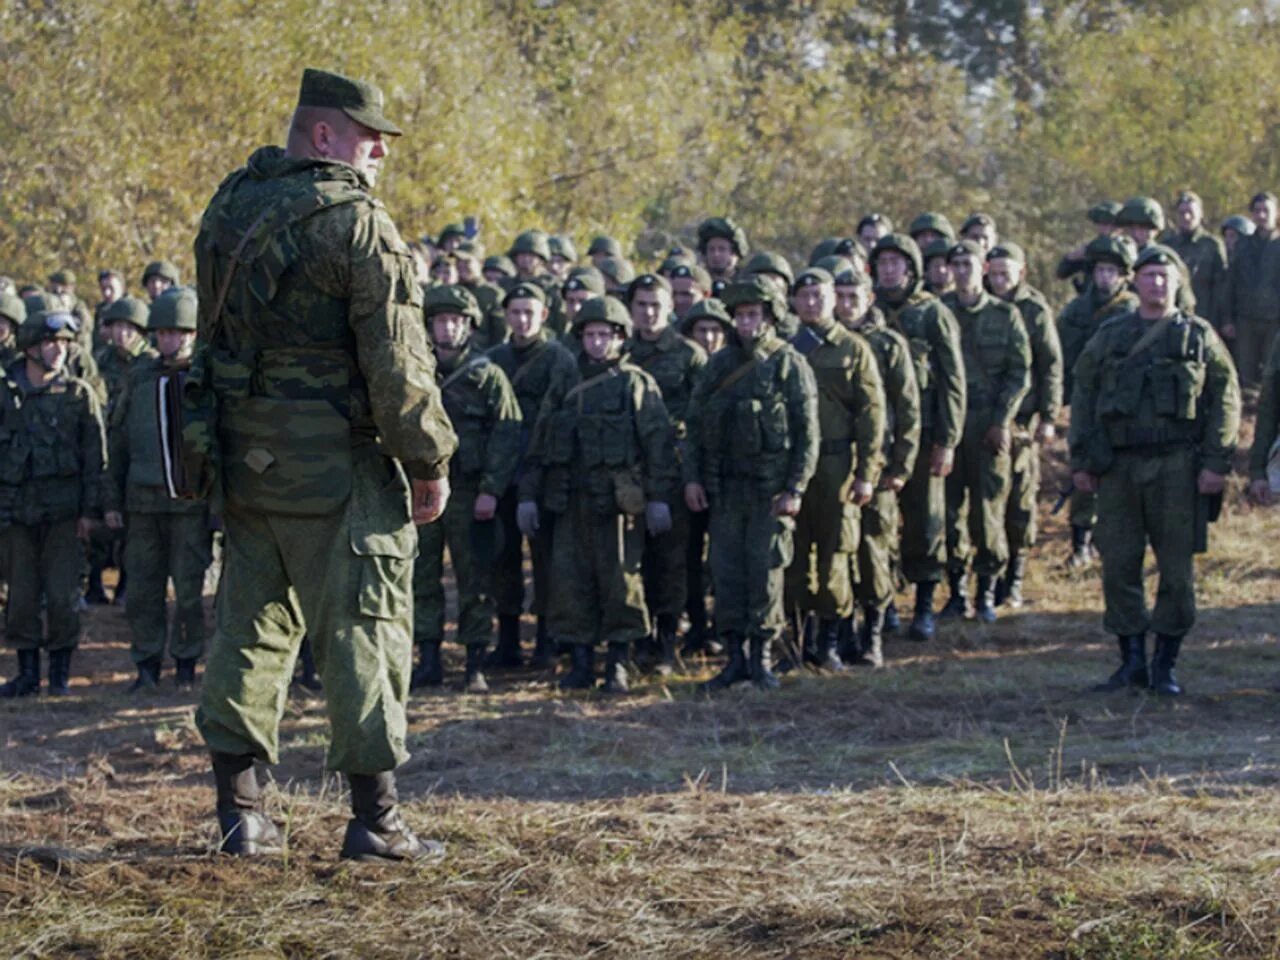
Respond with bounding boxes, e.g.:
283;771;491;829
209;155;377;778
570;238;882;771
1162;226;1228;329
625;323;708;438
942;291;1032;430
459;279;508;351
1057;284;1136;403
1248;332;1280;482
487;331;579;488
854;309;921;484
435;345;521;494
1224;231;1280;327
1006;283;1064;429
95;338;159;419
876;284;966;447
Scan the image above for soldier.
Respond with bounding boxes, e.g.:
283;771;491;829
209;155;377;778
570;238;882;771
548;235;577;281
869;234;965;640
518;296;676;692
1071;245;1240;696
48;269;95;354
0;310;105;698
560;266;607;336
834;262;921;667
587;235;624;267
960;214;999;255
429;253;458;286
939;242;1030;622
985;242;1063;607
856;213;893;256
95;269;126;335
624;273;707;673
1056;201;1120;292
141;260;180;302
695;217;749;284
669;263;711;323
0;293;23;370
1056;235;1138;567
488;282;579;669
411;285;521;693
1223;191;1280;384
1220;214;1254;259
922;238;954;297
22;290;106;404
682;297;732;357
783;267;885;670
190;68;457;861
436;222;467;254
104;288;212;691
483;254;516;287
909;212;957;254
454;240;508;350
686;277;819;691
1249;332;1280;506
741;252;799;339
597;256;636;299
1162;191;1228;332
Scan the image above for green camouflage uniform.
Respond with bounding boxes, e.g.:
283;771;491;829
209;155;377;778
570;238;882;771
941;291;1031;577
1163;226;1228;331
460;278;509;350
413;345;521;646
1222;230;1280;384
191;146;457;774
1249;333;1280;486
96;336;159;413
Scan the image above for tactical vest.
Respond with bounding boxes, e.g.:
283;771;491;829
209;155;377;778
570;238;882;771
126;363;166;490
700;337;796;492
0;372;94;523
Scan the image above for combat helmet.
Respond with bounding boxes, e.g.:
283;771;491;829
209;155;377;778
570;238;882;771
571;295;633;339
741;251;795;287
1116;196;1165;231
17;310;79;351
1085;235;1137;271
695;217;749;258
908;212;957;244
680;298;732;337
870;233;924;279
424;284;482;325
102;296;151;331
720;274;789;325
150;287;199;332
508;230;552;262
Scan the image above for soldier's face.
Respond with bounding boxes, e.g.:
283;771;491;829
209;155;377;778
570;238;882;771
32;338;68;372
1124;225;1156;247
580;322;622;361
670;277;704;319
430;312;471;351
1175;201;1201;232
455;256;478;284
1134;264;1176;311
483;268;507;285
431;260;458;285
925;257;952;292
874;250;911;291
859;223;888;252
324;120;387;186
145;276;172;301
963;224;997;254
914;229;942;250
630;288;670;339
792;283;832;324
564;289;593;321
549;255;571;280
690;319;726;355
733;303;768;341
950;254;984;294
1251;199;1277;231
505;298;546;344
834;285;870;326
49;281;70;297
109;321;143;351
985;258;1021;299
702;238;737;273
157;329;196;360
514;252;544;278
99;275;123;303
1092;262;1124;298
1223;228;1242;256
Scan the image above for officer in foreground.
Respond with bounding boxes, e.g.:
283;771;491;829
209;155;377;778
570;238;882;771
1070;245;1239;696
190;68;457;861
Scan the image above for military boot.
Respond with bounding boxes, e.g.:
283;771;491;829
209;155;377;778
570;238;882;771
974;575;998;624
531;617;555;669
700;634;749;692
836;613;858;662
410;641;443;689
340;771;445;864
213;752;281;856
682;596;712;656
908;581;937;642
1150;634;1184;697
85;565;109;605
174;658;199;691
883;601;901;634
557;644;595;691
0;649;40;699
1092;635;1148;692
602;641;630;694
1067;525;1094;569
463;645;489;694
47;649;72;696
486;615;523;669
293;637;322;692
130;655;162;693
654;614;678;677
113;567;128;608
938;571;969;620
856;605;886;669
799;613;819;665
815;619;847;672
999;552;1026;608
748;635;780;691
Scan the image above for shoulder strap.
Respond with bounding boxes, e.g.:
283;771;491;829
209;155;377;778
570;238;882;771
562;367;618;411
439;356;488;392
1125;313;1177;361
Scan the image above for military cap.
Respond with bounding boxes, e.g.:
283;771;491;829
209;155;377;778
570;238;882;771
142;260;181;286
549;234;578;262
909;212;957;242
987;241;1026;265
1133;244;1185;273
483;255;516;279
792;267;834;292
97;268;124;283
813;255;853;276
870;233;923;277
563;266;606;297
436;222;467;246
857;212;894;234
1250;191;1278;208
742;251;794;286
0;292;27;326
946;240;985;263
588;235;623;259
508;230;551;262
695;217;749;257
834;237;860;258
808;238;842;265
625;272;672;303
571;295;633;338
667;263;712;290
502;281;547;307
960;212;996;234
423;283;481;324
720;275;787;322
297;67;402;136
1221;214;1256;237
681;297;732;335
49;268;76;286
1088;201;1121;225
827;258;868;288
18;310;78;350
1116;196;1165;230
1085;234;1137;270
921;238;951;263
596;256;636;288
150;287;199;332
103;295;151;330
453;239;485;261
1174;190;1202;208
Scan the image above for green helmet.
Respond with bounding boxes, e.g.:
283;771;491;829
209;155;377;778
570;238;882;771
870;233;924;279
483;255;516;279
436;222;467;246
680;297;732;336
587;235;623;259
909;212;957;243
141;259;181;286
921;238;952;264
741;250;794;286
1085;235;1137;271
1116;196;1165;231
720;275;788;325
549;234;578;262
0;292;26;326
17;310;79;350
103;295;151;331
596;256;636;289
1088;201;1121;225
22;289;65;316
423;284;481;325
571;295;633;338
695;217;749;258
508;230;551;262
562;265;606;297
1221;214;1255;237
454;239;485;262
808;237;842;265
49;268;76;287
150;287;198;332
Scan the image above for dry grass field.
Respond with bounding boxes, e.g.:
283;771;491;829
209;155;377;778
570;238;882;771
2;435;1278;958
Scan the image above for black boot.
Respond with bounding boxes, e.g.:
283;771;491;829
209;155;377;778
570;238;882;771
464;644;489;693
411;641;443;689
0;649;40;699
799;613;819;665
883;601;901;634
340;771;445;863
486;615;523;669
130;655;162;693
815;619;847;671
938;571;969;620
113;567;128;607
974;574;998;624
558;644;595;691
1000;552;1026;608
749;635;780;690
602;641;630;693
47;649;72;696
531;617;555;669
85;566;109;605
682;597;711;656
174;658;199;690
213;752;281;856
1092;635;1149;692
1067;525;1094;569
1150;634;1184;696
836;614;858;662
856;605;885;668
908;582;937;642
293;637;322;692
655;614;678;677
700;634;749;692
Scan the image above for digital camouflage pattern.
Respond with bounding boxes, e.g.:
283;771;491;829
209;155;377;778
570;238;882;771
1162;225;1228;330
1223;229;1280;382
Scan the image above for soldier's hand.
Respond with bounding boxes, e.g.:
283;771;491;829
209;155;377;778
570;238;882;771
645;501;673;535
771;491;802;517
412;477;450;525
1035;422;1056;443
879;474;906;493
76;517;94;541
1221;322;1236;339
984;425;1010;455
684;482;709;512
1072;470;1099;494
1197;469;1226;496
929;445;955;477
850;479;874;506
104;511;124;530
1249;478;1273;505
473;492;498;521
516;500;540;536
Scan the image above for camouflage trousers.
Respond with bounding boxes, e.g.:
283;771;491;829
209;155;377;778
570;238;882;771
1;519;81;651
1005;429;1040;553
548;500;649;647
197;455;415;774
413;485;500;647
125;508;212;664
853;486;900;609
784;454;860;620
945;419;1013;577
641;496;689;619
708;478;793;641
899;431;946;584
1234;318;1277;387
495;486;553;618
1094;446;1197;637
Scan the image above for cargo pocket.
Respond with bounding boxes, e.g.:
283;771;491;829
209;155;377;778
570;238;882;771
836;503;859;553
769;515;795;567
759;399;790;452
734;398;764;456
350;458;416;620
1172;361;1204;420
